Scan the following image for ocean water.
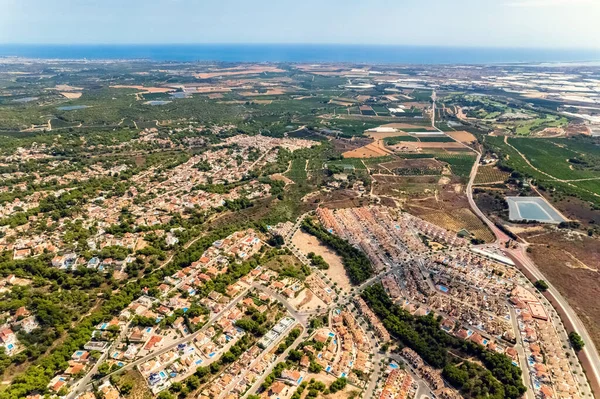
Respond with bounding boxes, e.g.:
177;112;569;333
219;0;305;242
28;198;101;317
0;44;598;64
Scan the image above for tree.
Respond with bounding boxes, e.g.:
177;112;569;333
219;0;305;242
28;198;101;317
569;332;585;351
97;362;110;377
157;392;173;399
120;382;134;395
534;280;549;292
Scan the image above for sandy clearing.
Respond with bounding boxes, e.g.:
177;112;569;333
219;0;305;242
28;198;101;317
291;229;352;292
54;84;83;91
270;173;294;185
207;93;224;99
60;92;82;99
288;287;327;311
447;130;477;143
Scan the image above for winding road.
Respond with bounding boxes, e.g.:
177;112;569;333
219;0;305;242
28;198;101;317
431;95;600;396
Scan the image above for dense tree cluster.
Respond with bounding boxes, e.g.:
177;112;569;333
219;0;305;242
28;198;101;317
361;284;526;399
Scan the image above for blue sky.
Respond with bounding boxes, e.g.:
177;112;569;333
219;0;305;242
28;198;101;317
1;0;598;48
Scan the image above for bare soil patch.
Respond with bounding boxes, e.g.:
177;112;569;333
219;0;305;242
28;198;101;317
343;139;393;158
60;92;82;99
447;130;477;143
288;288;327;312
527;231;600;352
292;229;352;293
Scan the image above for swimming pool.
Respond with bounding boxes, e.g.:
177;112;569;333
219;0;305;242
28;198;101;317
209;352;216;358
389;362;399;369
437;285;449;293
326;365;331;372
328;332;335;337
159;371;167;379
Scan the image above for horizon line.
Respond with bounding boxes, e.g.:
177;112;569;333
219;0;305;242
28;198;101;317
0;43;599;52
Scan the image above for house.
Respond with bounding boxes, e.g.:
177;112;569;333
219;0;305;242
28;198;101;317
65;362;85;375
0;328;17;354
269;381;287;396
19;316;39;333
300;355;310;368
71;350;90;362
48;375;69;392
280;369;302;385
99;382;121;399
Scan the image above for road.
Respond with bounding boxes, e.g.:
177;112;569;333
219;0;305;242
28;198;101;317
218;321;305;399
251;283;316;325
508;247;600;396
509;308;536;399
434;97;600;395
241;328;308;399
387;354;434;399
73;287;251;395
442;114;600;394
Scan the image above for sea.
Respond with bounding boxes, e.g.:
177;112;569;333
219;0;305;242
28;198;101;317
0;44;598;65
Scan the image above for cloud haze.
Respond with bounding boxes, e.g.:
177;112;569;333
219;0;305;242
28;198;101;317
0;0;598;49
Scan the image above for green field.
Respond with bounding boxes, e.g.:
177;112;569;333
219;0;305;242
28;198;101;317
484;136;600;205
435;153;477;179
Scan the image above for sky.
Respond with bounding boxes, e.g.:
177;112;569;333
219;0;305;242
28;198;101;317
0;0;599;49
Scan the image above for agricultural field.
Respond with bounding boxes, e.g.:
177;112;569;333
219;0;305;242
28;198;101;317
474;166;511;185
434;152;477;180
417;208;495;243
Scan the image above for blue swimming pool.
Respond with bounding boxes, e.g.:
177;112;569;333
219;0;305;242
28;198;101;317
438;285;449;293
209;352;216;358
328;332;335;337
159;371;167;378
326;365;331;372
389;362;399;369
